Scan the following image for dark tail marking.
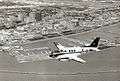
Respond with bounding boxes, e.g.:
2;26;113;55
89;37;100;47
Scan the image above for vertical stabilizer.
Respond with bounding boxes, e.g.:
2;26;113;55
89;37;100;47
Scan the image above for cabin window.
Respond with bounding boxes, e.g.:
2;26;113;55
82;49;84;52
69;50;71;52
72;50;74;52
60;50;62;52
74;50;75;52
69;50;75;52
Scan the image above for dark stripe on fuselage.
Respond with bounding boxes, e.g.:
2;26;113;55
49;53;63;58
49;52;82;58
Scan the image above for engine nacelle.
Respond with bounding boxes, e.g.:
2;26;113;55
59;59;69;61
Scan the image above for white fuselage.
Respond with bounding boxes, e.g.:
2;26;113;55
51;37;100;63
58;46;100;53
51;46;100;62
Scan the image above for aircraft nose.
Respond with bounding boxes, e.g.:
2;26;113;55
49;54;56;58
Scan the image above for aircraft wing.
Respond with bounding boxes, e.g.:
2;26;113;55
69;55;86;63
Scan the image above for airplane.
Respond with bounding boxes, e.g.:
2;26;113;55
49;37;100;63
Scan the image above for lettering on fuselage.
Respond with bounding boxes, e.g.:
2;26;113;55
59;48;90;54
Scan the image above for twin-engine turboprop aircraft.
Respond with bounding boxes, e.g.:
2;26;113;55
49;37;100;63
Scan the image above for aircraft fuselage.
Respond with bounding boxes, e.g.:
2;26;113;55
58;46;100;53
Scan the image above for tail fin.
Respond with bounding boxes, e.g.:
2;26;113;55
89;37;100;47
53;42;64;50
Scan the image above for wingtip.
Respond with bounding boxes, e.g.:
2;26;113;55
82;61;86;63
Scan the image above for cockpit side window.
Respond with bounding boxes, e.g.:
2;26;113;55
61;50;67;52
60;50;63;52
